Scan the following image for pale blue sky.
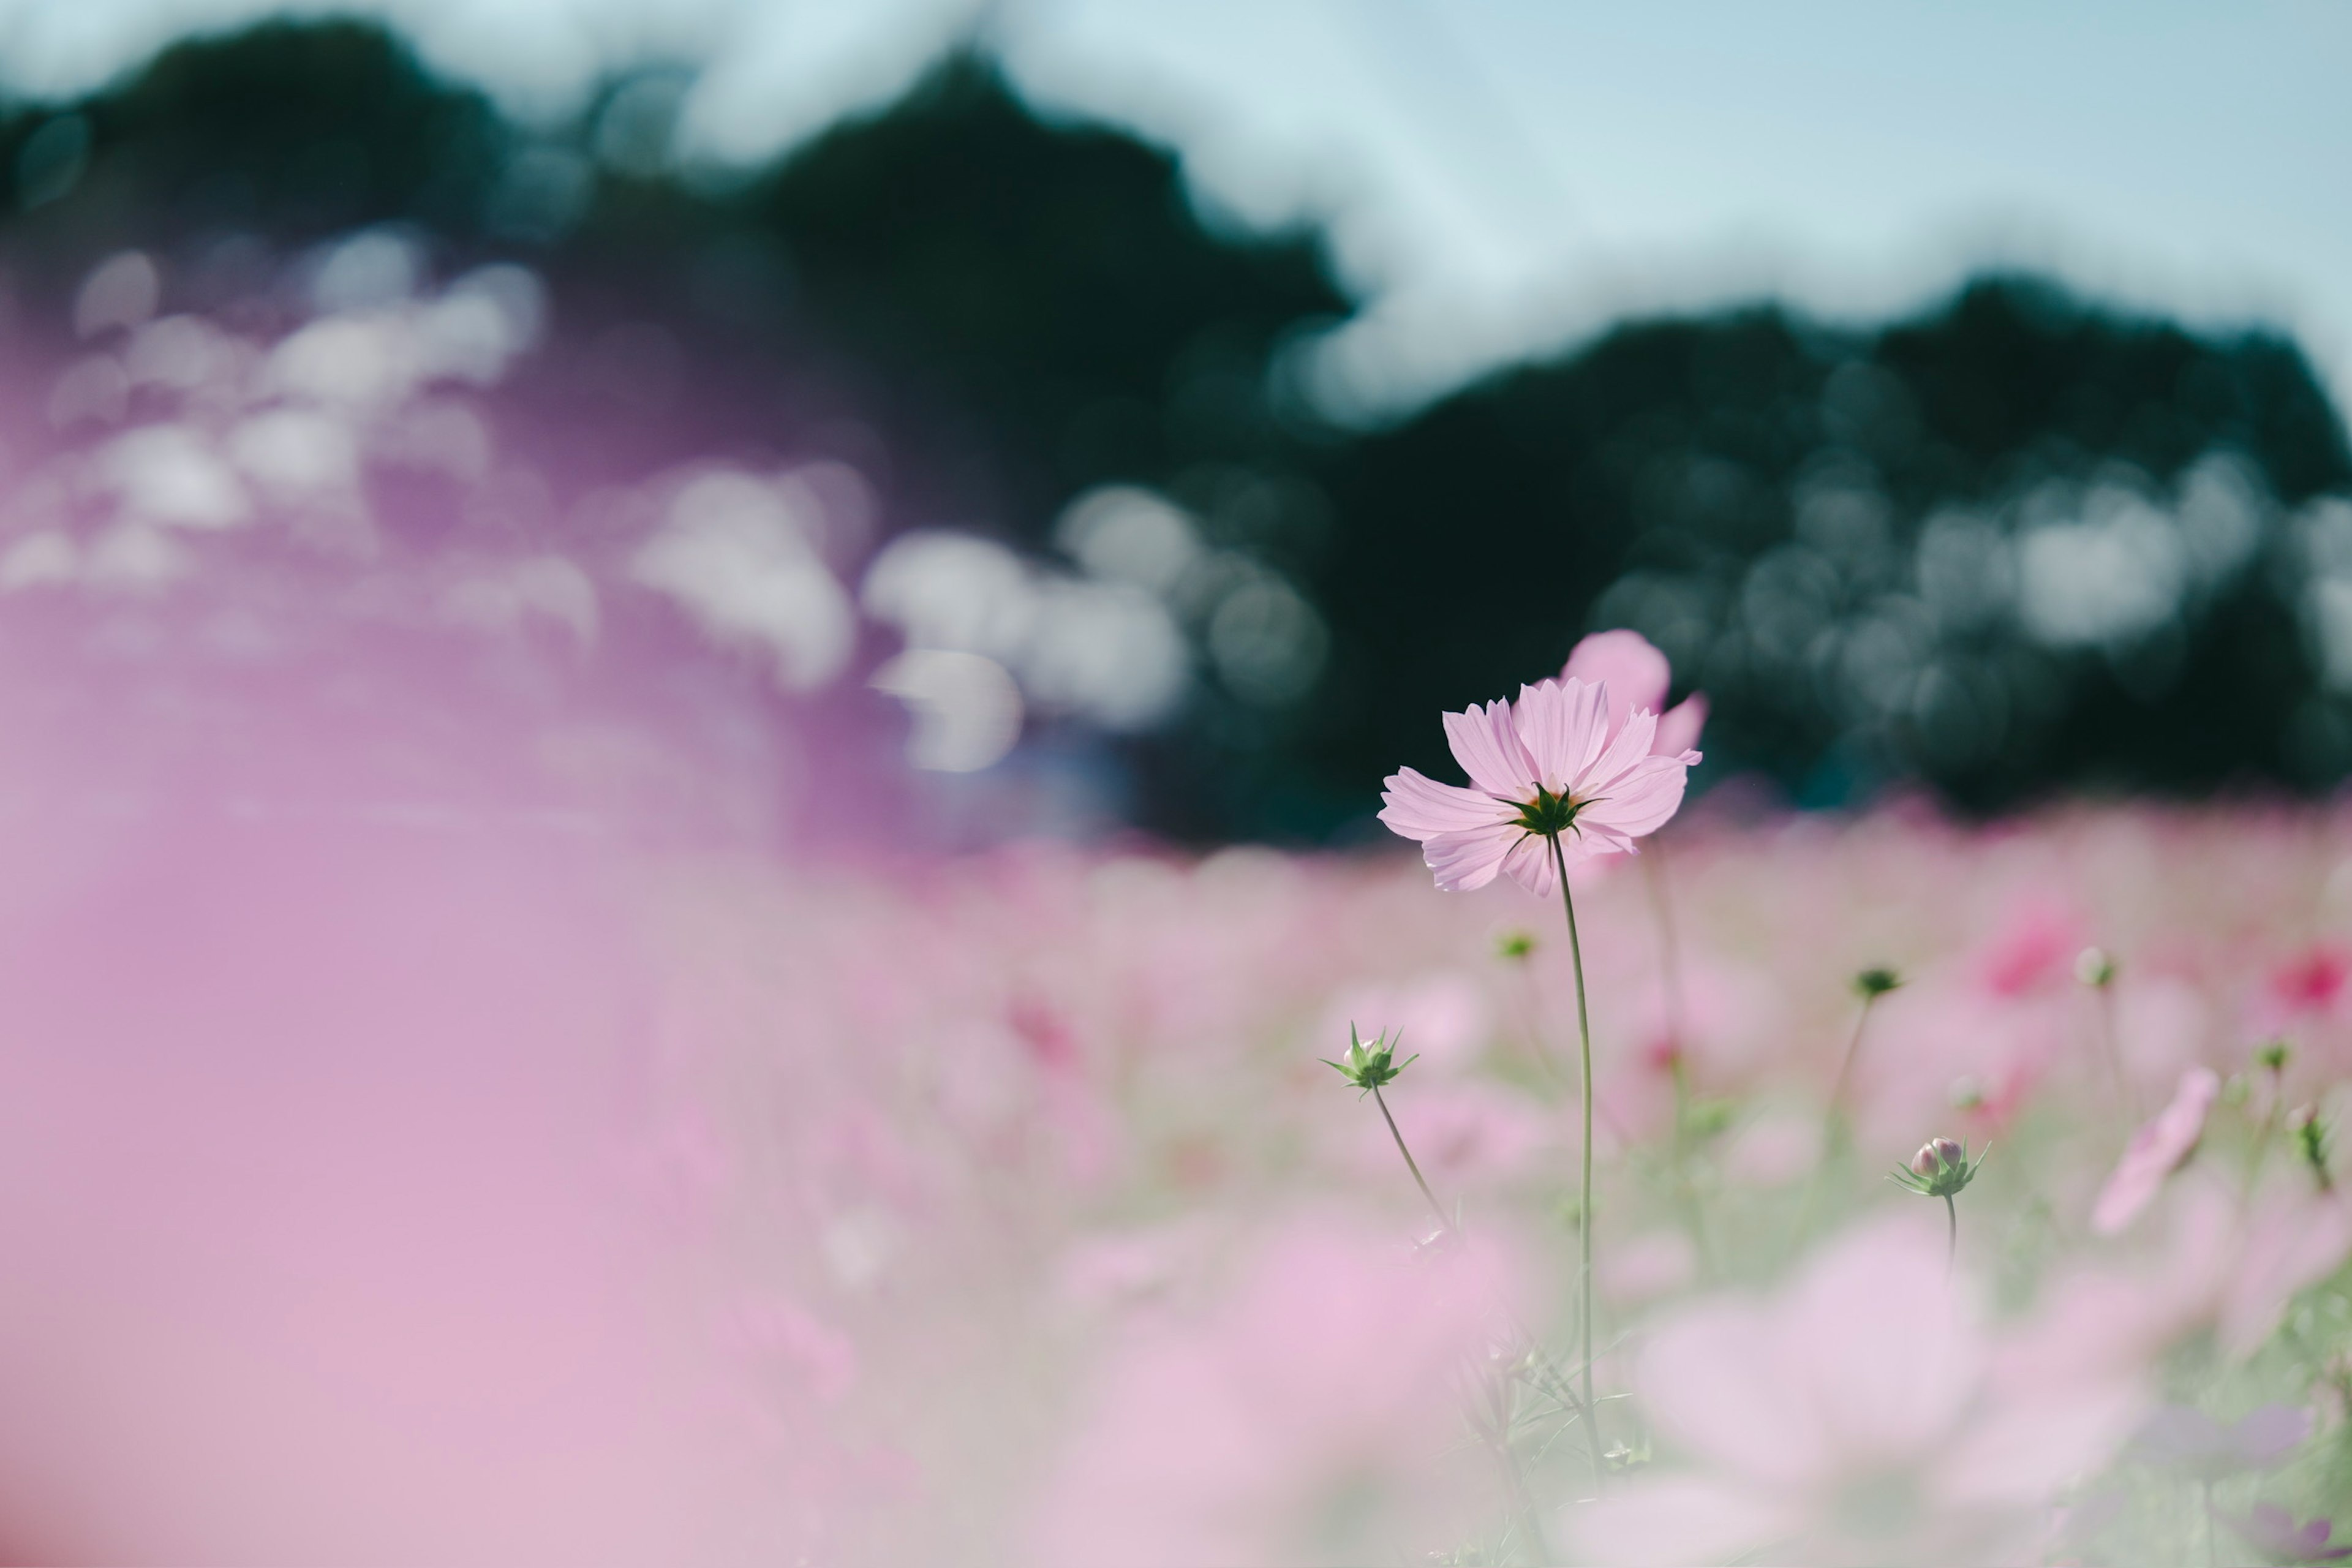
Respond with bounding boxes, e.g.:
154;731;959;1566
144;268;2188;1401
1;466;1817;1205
4;0;2346;421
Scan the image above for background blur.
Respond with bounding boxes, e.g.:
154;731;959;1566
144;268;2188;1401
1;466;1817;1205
0;2;2348;842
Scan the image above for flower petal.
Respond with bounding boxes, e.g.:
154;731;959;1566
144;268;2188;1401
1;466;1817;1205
1513;677;1608;793
1501;832;1556;896
1561;629;1671;728
1577;704;1659;796
1422;823;1520;892
1379;768;1515;843
1442;699;1538;800
1578;753;1691;842
1653;692;1708;756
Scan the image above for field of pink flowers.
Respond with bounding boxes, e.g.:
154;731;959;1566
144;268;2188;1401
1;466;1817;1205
13;717;2352;1562
631;801;2352;1566
6;236;2351;1565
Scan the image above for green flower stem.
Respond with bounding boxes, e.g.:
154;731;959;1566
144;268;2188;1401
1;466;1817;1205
1642;840;1684;1055
1371;1083;1453;1238
1943;1192;1956;1276
1825;990;1883;1131
1548;831;1607;1499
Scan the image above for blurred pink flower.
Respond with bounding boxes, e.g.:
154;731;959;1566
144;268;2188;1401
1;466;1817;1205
1025;1215;1525;1567
1569;1215;2143;1567
2228;1502;2352;1563
1975;895;2087;998
1561;628;1709;758
1380;677;1698;894
2130;1402;2311;1480
2090;1068;2220;1236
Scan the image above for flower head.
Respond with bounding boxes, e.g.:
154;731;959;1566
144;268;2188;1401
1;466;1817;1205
1321;1023;1415;1095
1892;1136;1987;1199
1379;676;1698;894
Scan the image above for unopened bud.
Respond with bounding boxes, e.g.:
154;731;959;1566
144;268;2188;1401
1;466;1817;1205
2256;1038;2293;1074
1496;930;1536;960
2076;947;2117;988
1893;1135;1985;1199
1853;967;1902;1000
2296;1106;2334;1191
1913;1137;1964;1176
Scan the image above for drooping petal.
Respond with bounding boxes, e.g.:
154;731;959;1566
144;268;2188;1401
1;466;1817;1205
1578;753;1691;842
1422;823;1521;892
1561;629;1671;728
1653;692;1709;757
1442;699;1538;801
2090;1069;2219;1237
1564;823;1638;863
1513;677;1608;793
1378;767;1517;843
1500;832;1556;896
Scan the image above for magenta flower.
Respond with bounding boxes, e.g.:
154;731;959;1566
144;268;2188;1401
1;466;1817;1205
2090;1068;2220;1236
1379;676;1698;894
1561;628;1709;756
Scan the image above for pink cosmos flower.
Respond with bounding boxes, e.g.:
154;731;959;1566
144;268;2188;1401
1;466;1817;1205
1561;629;1709;758
1380;676;1698;894
1025;1214;1526;1567
2090;1068;2220;1236
1567;1215;2144;1567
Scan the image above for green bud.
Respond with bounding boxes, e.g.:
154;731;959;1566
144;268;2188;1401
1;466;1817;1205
2256;1038;2293;1074
1320;1023;1417;1096
1496;930;1536;961
2075;946;2117;988
1852;967;1903;1000
2296;1106;2334;1191
1604;1437;1653;1474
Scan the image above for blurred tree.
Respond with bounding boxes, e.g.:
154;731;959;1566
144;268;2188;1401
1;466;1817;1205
0;21;2345;839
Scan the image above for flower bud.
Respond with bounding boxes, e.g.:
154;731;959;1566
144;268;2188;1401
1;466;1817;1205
2075;946;2117;988
1913;1137;1964;1177
2256;1038;2293;1074
1852;967;1902;1000
1322;1023;1414;1093
1892;1135;1986;1199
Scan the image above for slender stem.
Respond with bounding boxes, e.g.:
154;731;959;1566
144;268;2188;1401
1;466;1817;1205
2248;1066;2284;1196
2203;1479;2217;1568
1373;1084;1452;1237
1943;1193;1957;1278
2097;982;2132;1120
1642;840;1684;1057
1550;832;1606;1498
1791;990;1882;1252
1825;993;1880;1133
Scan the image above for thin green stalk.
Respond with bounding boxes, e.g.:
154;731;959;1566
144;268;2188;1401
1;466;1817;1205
1373;1083;1453;1237
1643;839;1684;1056
1549;831;1606;1499
1825;993;1880;1131
1943;1193;1956;1278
